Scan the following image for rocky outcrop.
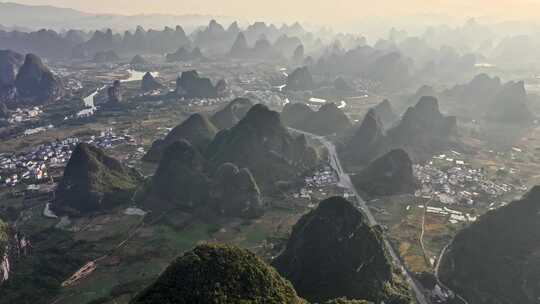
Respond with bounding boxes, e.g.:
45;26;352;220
14;54;63;104
52;143;142;216
439;186;540;304
387;96;457;160
352;149;418;197
252;36;281;60
282;102;352;136
193;20;236;54
334;77;354;92
0;50;23;88
229;33;250;58
143;113;218;163
0;28;81;59
274;196;411;303
175;70;224;98
273;34;301;57
210;97;253;130
130;244;304;304
0;102;9;119
140;72;162;92
0;219;7;260
210;163;263;218
281;102;314;130
77;26;191;56
130;54;147;65
303;103;352;135
144;140;210;211
229;33;282;60
165;47;203;62
444;74;500;111
313;46;411;92
107;80;122;104
206;104;319;188
0;219;9;285
441;74;534;124
485;80;534;124
215;79;228;96
407;85;437;108
372;99;398;128
0;50;22;103
285;66;315;91
292;44;305;63
345;97;458;164
345;109;387;164
144;137;267;218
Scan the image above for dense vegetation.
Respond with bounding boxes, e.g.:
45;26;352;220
144;113;218;162
274;197;412;303
53;143;142;216
0;219;7;257
207;104;319;188
130;244;305;304
0;228;97;304
439;186;540;304
352;149;418;197
281;102;352;136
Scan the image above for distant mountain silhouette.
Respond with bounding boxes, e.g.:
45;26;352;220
441;74;535;124
313;46;411;91
175;70;225;98
282;102;352;135
344;96;458;164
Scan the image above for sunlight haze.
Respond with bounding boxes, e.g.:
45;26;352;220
9;0;540;23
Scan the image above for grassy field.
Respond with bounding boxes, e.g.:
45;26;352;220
369;196;460;275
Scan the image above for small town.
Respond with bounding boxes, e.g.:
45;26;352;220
0;129;134;187
413;152;517;206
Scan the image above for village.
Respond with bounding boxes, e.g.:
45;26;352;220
0;129;134;187
413;152;519;206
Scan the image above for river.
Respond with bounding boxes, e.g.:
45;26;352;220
77;69;158;117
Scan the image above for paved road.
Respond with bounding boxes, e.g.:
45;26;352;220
435;243;469;304
291;128;430;304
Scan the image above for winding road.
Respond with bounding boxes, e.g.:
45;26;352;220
434;242;469;304
290;128;430;304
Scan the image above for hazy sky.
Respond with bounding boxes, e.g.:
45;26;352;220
10;0;540;23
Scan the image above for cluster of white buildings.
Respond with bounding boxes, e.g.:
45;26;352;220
7;107;43;124
183;96;229;108
414;153;513;206
419;205;477;224
23;124;54;136
304;166;338;188
0;129;133;187
291;167;339;203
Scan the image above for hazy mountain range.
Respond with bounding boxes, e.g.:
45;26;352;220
0;2;236;32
